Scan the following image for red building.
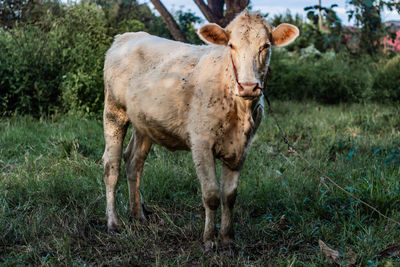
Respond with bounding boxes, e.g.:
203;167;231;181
383;20;400;52
342;21;400;53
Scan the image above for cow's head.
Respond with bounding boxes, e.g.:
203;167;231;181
198;10;299;98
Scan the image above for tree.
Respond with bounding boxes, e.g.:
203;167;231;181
0;0;61;29
87;0;172;39
0;0;36;28
318;0;323;30
304;4;343;52
176;9;203;44
346;0;400;55
193;0;249;27
150;0;250;43
149;0;188;42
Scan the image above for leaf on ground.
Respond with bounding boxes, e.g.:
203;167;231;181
319;239;341;264
378;243;400;259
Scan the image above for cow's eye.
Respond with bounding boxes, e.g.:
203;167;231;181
262;43;271;50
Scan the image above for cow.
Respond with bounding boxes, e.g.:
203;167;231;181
102;10;299;251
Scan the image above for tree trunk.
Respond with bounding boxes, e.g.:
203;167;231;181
149;0;250;43
318;0;323;31
194;0;249;27
149;0;188;43
193;0;221;23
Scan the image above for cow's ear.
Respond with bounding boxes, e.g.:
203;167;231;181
271;23;299;47
198;23;229;45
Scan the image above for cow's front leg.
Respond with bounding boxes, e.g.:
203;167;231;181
220;164;239;249
192;144;219;252
124;130;152;220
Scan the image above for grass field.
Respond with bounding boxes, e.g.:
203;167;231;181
1;101;399;266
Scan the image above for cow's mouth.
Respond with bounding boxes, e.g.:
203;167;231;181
238;88;262;99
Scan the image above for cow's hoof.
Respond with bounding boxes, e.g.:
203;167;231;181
129;204;153;222
219;242;238;256
142;204;153;218
108;229;121;235
141;206;165;225
204;241;216;255
107;223;121;235
129;211;146;222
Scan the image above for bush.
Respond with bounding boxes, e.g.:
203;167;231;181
0;2;170;116
0;3;112;116
268;49;375;104
56;3;112;115
0;26;64;115
372;54;400;102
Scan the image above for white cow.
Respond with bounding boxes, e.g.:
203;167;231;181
102;10;299;251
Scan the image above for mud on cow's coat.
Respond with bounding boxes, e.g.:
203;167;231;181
102;9;299;251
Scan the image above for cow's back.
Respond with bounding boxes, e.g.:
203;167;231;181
104;32;212;150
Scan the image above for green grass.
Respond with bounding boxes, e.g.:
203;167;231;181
1;101;399;266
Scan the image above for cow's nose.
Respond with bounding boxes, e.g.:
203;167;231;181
238;82;261;98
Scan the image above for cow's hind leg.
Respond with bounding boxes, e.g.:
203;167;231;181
192;144;219;252
124;130;152;220
220;164;239;252
103;103;129;233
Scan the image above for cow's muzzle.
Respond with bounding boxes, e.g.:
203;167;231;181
238;82;262;98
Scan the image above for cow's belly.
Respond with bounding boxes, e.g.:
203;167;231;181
125;67;195;151
135;122;189;151
129;105;190;151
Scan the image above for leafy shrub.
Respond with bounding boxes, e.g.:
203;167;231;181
372;54;400;102
0;2;170;116
0;3;111;116
0;25;64;115
268;49;375;104
56;3;112;115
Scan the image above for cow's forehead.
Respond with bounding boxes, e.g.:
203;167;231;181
226;11;272;47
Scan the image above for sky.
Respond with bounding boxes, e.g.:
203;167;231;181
139;0;400;26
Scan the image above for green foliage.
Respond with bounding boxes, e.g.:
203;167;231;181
372;54;400;102
0;3;112;116
0;1;172;116
0;0;398;117
0;25;64;115
346;0;400;56
1;102;399;265
304;4;343;52
0;0;62;29
176;9;203;44
56;3;113;115
268;49;375;104
97;0;171;38
269;7;344;54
